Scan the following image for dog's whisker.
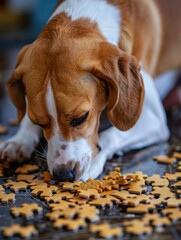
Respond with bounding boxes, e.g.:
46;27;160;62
35;149;46;156
39;140;47;155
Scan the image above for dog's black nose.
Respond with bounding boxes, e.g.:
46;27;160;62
52;165;75;182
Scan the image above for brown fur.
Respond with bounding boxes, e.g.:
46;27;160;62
6;0;181;157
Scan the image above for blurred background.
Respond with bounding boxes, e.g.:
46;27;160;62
0;0;57;130
0;0;57;95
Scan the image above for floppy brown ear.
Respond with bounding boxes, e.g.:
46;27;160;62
92;42;144;131
7;45;30;123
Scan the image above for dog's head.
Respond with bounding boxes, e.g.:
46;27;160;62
7;16;144;181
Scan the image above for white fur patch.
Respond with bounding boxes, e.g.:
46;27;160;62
46;81;92;178
50;0;121;45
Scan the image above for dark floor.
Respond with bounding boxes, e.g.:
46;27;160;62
0;47;181;240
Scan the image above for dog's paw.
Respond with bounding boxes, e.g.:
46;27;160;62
0;140;34;162
81;151;108;181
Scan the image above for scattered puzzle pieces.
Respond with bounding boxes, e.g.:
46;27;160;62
3;224;38;238
11;203;43;219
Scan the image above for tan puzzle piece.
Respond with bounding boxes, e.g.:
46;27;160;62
142;213;161;224
40;171;53;182
103;170;122;180
124;220;152;235
60;181;82;191
164;198;181;207
31;183;58;198
150;187;175;198
4;180;29;192
0;164;3;177
111;190;136;200
100;190;117;197
146;174;169;187
89;223;123;238
0;192;15;203
101;179;118;191
134;171;148;180
68;196;88;205
0;185;4;191
126;181;147;194
46;209;77;220
84;178;103;191
177;166;181;171
171;181;181;188
78;189;100;199
45;192;74;203
0;124;8;134
3;224;38;238
172;152;181;159
148;197;166;206
153;155;176;164
17;174;36;183
27;178;44;186
53;218;86;230
162;208;181;222
152;217;170;227
15;164;39;174
89;197;113;208
49;200;75;211
163;172;181;181
104;195;121;204
11;203;43;219
77;205;100;222
122;194;151;206
127;203;155;213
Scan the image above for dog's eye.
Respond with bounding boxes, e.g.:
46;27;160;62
70;111;89;127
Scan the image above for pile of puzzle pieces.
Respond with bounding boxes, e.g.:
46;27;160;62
0;152;181;239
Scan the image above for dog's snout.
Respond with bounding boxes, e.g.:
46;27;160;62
52;165;75;182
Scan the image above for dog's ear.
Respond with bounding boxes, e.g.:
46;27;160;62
92;42;144;131
7;45;30;123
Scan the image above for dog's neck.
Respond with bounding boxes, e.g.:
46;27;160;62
49;0;121;46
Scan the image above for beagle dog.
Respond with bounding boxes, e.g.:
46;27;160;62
0;0;181;181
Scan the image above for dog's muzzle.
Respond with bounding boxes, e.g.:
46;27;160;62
52;164;75;182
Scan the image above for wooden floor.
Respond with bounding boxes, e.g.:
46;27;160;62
0;47;181;240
